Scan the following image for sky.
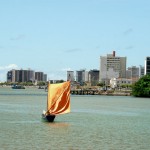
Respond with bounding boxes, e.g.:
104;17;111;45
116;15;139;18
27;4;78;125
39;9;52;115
0;0;150;82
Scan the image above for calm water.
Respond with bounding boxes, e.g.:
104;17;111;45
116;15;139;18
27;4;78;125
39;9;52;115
0;87;150;150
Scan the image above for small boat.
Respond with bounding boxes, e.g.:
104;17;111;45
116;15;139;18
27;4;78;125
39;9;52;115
38;86;45;89
42;81;71;122
12;85;25;89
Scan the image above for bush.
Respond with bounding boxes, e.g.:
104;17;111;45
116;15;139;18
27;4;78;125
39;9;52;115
132;75;150;97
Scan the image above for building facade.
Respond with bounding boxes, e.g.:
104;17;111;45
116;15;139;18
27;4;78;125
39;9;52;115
100;51;126;82
139;65;144;78
7;69;47;83
35;72;44;82
145;57;150;75
126;66;139;80
67;71;74;81
88;69;99;86
110;78;132;88
76;69;88;85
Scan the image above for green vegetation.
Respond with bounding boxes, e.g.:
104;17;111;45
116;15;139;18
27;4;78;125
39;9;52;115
97;82;104;87
132;75;150;97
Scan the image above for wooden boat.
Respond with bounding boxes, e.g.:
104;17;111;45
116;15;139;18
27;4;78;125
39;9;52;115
12;85;25;89
42;81;70;122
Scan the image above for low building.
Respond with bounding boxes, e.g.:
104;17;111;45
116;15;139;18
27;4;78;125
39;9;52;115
110;78;132;88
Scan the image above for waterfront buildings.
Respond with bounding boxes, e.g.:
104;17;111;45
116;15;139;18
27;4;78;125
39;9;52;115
99;51;126;83
110;78;132;88
5;51;149;86
67;71;74;82
76;69;88;85
67;69;99;86
88;69;99;86
67;51;146;87
7;69;47;83
35;72;45;82
126;66;139;83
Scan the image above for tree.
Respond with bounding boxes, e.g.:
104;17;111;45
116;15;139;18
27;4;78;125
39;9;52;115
97;82;104;87
132;75;150;97
38;81;46;86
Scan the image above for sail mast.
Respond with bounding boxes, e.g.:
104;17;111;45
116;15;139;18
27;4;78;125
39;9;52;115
47;81;51;112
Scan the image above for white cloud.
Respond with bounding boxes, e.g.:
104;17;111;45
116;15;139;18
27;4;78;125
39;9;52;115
0;64;19;82
0;64;18;71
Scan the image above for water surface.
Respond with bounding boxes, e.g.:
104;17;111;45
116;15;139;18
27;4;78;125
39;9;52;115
0;87;150;149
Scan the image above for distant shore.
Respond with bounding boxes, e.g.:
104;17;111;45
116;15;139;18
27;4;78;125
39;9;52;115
71;89;132;96
0;85;132;96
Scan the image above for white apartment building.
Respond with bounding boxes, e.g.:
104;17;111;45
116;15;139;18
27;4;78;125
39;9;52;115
100;51;126;83
110;78;132;88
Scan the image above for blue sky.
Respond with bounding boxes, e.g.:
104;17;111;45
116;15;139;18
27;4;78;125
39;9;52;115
0;0;150;81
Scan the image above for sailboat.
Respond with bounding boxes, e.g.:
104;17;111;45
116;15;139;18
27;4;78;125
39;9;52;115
42;81;71;122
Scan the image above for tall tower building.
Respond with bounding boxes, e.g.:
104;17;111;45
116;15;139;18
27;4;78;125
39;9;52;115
100;51;126;82
76;69;88;84
28;69;35;82
35;72;44;81
7;69;16;82
145;57;150;75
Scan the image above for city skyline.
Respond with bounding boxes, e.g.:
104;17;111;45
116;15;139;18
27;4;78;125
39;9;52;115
0;0;150;81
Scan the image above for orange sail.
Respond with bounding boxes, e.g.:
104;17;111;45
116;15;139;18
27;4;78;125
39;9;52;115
47;81;70;115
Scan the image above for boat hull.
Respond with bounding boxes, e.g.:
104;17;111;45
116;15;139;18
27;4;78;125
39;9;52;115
12;85;25;89
42;114;56;122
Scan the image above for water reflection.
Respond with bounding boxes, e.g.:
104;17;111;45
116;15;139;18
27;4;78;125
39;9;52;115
43;121;70;128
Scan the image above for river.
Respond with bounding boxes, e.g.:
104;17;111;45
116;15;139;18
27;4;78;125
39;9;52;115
0;87;150;150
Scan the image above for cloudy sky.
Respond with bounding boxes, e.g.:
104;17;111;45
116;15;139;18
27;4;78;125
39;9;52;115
0;0;150;81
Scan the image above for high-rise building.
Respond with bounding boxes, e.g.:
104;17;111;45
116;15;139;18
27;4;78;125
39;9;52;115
7;69;46;83
139;65;144;78
126;70;131;79
28;70;35;82
126;66;139;79
67;71;74;81
145;57;150;75
7;69;16;82
35;72;44;81
76;69;88;84
43;74;47;82
7;71;13;82
88;69;99;86
100;51;126;82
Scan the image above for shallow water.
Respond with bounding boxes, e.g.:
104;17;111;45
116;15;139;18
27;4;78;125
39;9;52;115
0;87;150;150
